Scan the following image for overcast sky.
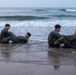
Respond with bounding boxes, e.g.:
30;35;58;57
0;0;76;7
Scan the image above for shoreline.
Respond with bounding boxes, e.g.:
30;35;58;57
0;43;76;75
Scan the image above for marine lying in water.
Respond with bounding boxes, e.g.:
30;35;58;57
54;30;76;48
0;23;31;43
16;32;31;43
48;24;62;48
5;32;31;43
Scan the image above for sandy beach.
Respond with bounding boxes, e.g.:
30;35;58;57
0;7;76;75
0;42;76;75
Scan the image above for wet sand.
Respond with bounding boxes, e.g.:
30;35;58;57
0;43;76;75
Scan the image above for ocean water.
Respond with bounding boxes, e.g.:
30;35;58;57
0;7;76;43
0;8;76;75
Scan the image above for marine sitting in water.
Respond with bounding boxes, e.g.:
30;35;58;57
0;24;31;43
0;24;12;43
48;24;76;48
54;30;76;48
48;24;62;48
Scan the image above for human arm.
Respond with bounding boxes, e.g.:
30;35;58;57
19;36;28;43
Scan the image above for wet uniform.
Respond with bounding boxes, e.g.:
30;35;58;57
0;28;11;43
54;34;76;48
18;36;28;43
6;32;28;43
63;34;76;48
48;30;62;48
0;29;28;43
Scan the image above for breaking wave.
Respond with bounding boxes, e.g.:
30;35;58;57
0;15;49;20
59;9;76;12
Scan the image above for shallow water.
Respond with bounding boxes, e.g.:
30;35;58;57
0;42;76;75
0;24;76;75
0;7;76;75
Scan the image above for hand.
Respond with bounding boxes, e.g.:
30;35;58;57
18;35;22;38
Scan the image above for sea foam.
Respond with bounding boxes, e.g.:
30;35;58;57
0;20;76;27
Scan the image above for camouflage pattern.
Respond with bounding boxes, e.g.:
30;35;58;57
0;28;11;43
0;29;19;43
54;34;76;48
0;29;28;43
9;32;28;43
8;32;20;43
64;34;76;48
48;30;62;47
1;37;10;43
19;36;28;43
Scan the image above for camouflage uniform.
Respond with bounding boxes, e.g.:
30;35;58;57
0;28;28;43
54;34;76;48
8;32;20;43
0;28;18;43
18;36;28;43
9;33;28;43
0;28;11;43
64;34;76;48
48;30;62;48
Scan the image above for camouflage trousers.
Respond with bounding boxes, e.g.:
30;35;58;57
1;37;11;43
54;36;76;48
1;32;19;43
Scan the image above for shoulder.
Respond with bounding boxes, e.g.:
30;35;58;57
48;31;55;39
1;29;4;33
1;29;4;31
71;34;76;38
49;30;55;34
49;30;58;36
1;29;7;32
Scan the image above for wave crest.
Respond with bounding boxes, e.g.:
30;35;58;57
59;9;76;12
0;15;49;20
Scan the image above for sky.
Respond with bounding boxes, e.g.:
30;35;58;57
0;0;76;7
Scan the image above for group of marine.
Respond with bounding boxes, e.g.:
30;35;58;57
48;24;76;48
0;24;76;48
0;24;31;44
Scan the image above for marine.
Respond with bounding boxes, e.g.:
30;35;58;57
53;30;76;48
48;24;62;48
13;32;31;43
0;24;11;43
0;24;31;43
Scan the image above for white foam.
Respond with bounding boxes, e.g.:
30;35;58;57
66;9;76;12
0;20;76;27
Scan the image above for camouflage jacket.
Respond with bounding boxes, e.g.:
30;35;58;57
0;28;10;40
63;34;76;47
48;30;62;47
18;36;28;43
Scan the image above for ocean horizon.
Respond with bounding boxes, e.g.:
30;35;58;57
0;7;76;75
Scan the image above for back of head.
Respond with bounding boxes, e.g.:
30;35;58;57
55;24;61;29
27;32;31;37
